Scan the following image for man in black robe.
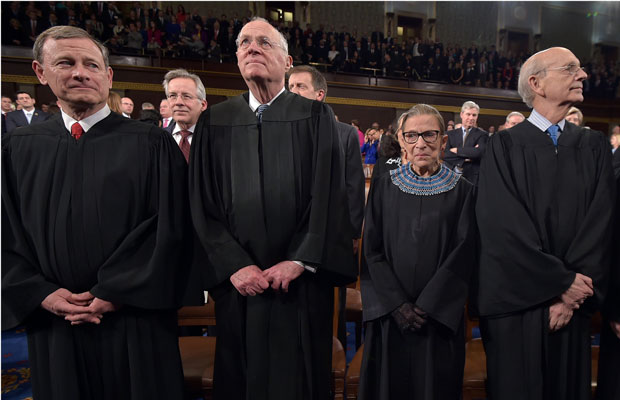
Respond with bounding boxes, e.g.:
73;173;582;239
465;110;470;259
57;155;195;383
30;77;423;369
190;17;356;400
476;47;615;400
596;173;620;400
287;64;366;348
2;26;192;400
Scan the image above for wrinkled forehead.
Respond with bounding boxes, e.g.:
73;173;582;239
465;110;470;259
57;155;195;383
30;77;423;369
239;21;278;42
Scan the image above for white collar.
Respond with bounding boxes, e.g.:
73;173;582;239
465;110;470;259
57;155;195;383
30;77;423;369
61;104;111;133
248;87;285;113
528;109;566;133
172;123;196;135
22;108;34;115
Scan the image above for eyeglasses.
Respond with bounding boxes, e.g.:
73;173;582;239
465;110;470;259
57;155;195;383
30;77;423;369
237;36;282;51
167;93;197;102
546;63;585;75
402;130;440;144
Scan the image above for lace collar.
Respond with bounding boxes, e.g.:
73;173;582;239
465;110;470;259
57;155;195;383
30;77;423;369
390;163;460;196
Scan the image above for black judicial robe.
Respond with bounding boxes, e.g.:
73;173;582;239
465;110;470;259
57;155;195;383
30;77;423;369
359;165;476;400
596;173;620;400
189;91;356;400
476;121;615;400
2;112;192;400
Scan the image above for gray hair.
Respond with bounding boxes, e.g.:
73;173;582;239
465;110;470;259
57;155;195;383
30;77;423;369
34;25;109;68
235;17;289;54
506;111;525;123
162;68;206;101
398;103;446;134
518;50;548;108
461;101;480;113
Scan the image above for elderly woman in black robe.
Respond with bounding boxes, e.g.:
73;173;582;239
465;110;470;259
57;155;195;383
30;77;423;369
359;104;476;400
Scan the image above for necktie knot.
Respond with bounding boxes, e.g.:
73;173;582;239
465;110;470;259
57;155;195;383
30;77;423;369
180;129;191;139
547;124;560;146
71;122;84;140
256;104;269;123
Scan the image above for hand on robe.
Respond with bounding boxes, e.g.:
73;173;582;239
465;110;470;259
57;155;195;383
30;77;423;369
41;288;92;318
391;302;428;334
64;293;121;325
610;321;620;340
262;261;304;293
560;273;594;310
230;265;270;296
549;300;573;331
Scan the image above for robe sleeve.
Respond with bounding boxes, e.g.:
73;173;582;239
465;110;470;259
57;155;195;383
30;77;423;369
604;175;620;322
2;136;60;329
285;103;349;270
361;177;409;321
89;129;193;310
563;131;615;310
416;182;476;334
189;111;256;286
476;132;575;316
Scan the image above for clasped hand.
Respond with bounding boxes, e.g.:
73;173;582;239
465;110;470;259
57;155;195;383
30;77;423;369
41;288;120;325
230;261;304;296
391;302;428;334
549;273;594;332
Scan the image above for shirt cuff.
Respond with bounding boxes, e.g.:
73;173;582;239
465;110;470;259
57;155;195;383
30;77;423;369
292;260;317;273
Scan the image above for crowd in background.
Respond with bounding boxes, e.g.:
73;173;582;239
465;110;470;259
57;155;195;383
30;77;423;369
2;1;619;98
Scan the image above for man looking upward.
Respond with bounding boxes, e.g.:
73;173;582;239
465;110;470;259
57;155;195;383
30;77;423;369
190;17;356;400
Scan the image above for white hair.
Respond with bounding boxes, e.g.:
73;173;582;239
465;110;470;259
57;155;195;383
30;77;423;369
506;111;525;123
162;68;206;101
235;17;289;54
461;101;479;113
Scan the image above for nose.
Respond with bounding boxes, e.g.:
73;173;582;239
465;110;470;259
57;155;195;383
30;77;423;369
576;67;587;81
71;63;88;80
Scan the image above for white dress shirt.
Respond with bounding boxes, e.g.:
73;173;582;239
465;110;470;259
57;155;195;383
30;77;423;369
171;123;195;145
61;104;111;133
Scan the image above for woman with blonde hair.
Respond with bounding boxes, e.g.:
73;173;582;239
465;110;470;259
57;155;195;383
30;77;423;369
107;91;123;114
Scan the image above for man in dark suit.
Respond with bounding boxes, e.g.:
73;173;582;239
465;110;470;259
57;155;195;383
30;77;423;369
288;64;366;347
443;100;487;185
161;69;207;162
5;91;50;133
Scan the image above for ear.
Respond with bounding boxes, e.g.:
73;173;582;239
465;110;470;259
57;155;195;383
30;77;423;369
316;90;326;102
200;99;208;111
284;55;293;71
107;66;114;89
529;74;544;97
440;134;448;151
32;60;48;86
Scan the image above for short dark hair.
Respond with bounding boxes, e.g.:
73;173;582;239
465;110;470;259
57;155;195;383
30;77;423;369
139;109;162;126
288;65;328;99
15;91;33;99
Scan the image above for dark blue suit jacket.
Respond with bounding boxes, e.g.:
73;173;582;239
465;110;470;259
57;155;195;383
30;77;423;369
5;109;50;133
443;126;488;184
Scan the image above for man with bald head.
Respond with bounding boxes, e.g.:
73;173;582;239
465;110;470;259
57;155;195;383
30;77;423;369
476;47;615;400
190;18;355;400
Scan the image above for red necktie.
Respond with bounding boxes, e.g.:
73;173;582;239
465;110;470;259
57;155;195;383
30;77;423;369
71;122;83;140
163;118;169;128
179;130;191;163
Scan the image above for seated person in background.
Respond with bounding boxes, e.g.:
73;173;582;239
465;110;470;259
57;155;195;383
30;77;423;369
359;104;476;400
